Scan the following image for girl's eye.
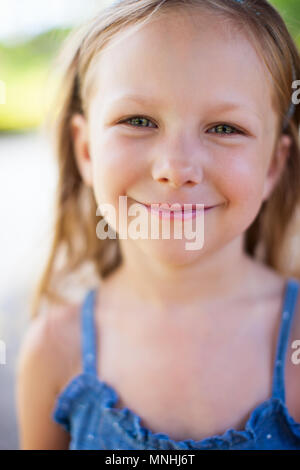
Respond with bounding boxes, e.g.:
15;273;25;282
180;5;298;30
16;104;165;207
118;116;243;136
119;115;157;128
207;124;242;136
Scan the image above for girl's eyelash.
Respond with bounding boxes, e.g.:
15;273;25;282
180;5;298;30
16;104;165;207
118;115;244;135
118;115;157;129
207;124;243;135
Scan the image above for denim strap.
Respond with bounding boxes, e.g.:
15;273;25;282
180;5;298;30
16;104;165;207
271;278;300;402
81;288;98;375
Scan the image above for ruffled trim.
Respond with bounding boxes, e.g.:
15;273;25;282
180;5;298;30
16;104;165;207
271;398;300;437
52;372;118;432
52;373;300;449
108;396;300;450
107;399;256;450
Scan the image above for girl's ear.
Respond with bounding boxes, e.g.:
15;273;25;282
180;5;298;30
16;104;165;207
70;113;93;187
262;134;292;202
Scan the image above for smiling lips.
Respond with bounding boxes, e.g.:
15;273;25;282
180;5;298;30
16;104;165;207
132;200;221;221
140;202;218;211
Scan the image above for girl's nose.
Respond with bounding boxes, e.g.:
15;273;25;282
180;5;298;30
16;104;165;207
151;151;203;189
151;133;205;189
154;169;199;189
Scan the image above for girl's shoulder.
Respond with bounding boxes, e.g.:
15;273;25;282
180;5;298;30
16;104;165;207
17;298;85;449
21;298;83;394
48;298;84;392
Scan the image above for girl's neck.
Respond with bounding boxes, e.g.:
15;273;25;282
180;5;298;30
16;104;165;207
101;234;260;317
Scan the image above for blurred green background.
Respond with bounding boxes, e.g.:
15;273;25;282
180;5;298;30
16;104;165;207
0;0;299;132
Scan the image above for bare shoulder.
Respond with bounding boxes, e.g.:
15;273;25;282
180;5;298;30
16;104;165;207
42;298;83;388
19;298;82;389
16;297;82;449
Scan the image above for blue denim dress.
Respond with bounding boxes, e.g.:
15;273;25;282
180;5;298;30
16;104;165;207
52;277;300;450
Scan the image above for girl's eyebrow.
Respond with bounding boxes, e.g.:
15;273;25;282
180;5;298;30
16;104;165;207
106;93;162;107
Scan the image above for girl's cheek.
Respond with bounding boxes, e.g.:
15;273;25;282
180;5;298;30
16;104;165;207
220;156;266;215
91;141;145;206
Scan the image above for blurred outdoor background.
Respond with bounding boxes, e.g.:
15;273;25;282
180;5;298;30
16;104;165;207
0;0;112;450
0;0;299;450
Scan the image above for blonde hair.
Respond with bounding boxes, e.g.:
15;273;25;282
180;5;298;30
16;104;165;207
31;0;300;319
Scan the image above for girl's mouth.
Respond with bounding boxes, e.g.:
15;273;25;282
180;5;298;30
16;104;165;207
134;201;221;220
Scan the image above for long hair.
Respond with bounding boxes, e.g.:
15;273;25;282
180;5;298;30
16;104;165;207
31;0;300;319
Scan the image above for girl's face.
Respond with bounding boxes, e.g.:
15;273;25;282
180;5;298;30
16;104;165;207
71;8;291;264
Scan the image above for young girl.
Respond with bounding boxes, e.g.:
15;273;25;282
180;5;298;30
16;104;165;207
16;0;300;450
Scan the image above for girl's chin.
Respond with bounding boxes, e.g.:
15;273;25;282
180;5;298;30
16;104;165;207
133;237;206;264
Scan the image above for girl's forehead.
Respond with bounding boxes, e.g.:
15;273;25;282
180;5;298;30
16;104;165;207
86;9;275;130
